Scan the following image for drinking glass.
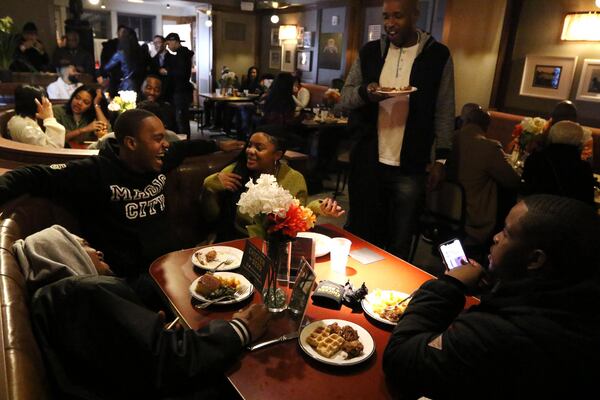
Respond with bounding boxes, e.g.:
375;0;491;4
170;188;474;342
330;237;351;276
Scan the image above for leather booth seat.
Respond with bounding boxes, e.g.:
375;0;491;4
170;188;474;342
0;150;238;399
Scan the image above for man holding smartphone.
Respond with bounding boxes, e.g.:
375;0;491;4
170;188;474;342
383;195;600;399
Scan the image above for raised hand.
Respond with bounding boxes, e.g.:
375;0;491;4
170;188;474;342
34;97;54;120
217;171;243;191
319;198;345;218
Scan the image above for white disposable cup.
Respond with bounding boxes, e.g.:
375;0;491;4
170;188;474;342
243;89;249;96
330;237;351;275
320;109;329;120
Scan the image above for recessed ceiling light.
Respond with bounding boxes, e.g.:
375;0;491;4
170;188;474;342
127;0;144;3
272;1;279;8
89;0;100;4
100;3;106;8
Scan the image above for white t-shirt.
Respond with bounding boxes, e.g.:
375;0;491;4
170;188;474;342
46;77;82;100
377;42;418;166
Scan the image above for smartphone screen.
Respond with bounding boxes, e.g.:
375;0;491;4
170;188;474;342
439;239;468;270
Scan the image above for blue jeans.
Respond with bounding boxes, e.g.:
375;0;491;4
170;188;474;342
377;164;426;259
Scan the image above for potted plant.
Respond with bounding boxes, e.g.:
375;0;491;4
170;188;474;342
0;16;16;81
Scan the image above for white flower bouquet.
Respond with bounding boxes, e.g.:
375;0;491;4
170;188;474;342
107;90;137;113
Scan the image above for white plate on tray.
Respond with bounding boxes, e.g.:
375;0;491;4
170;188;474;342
191;246;243;271
361;290;411;326
296;232;332;257
298;319;375;366
375;86;417;96
189;272;253;305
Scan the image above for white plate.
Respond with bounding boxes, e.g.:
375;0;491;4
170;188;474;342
189;272;254;305
361;290;411;326
296;232;332;257
191;246;244;271
375;86;418;96
298;319;375;366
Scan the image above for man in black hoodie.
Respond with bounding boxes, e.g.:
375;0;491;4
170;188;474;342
383;194;600;399
162;33;194;137
0;109;243;296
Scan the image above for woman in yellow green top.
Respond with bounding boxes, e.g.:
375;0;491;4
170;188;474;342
202;125;344;240
52;85;110;147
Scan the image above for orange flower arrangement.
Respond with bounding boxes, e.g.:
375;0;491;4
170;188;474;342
267;201;316;238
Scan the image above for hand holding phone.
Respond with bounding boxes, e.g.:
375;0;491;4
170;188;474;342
438;239;468;270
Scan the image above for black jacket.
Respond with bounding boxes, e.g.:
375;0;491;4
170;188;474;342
383;276;600;399
32;275;243;399
163;46;194;98
0;139;218;277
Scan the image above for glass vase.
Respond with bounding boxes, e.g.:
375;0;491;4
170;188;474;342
262;238;292;312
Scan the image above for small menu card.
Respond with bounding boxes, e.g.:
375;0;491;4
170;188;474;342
289;237;316;283
238;240;270;293
288;258;317;316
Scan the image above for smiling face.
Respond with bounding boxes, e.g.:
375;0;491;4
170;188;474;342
245;132;283;173
142;77;162;102
70;90;92;115
488;202;533;280
128;116;169;173
166;39;180;51
383;0;419;48
153;37;165;53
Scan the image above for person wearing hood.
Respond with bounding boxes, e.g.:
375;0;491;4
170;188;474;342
383;194;600;399
46;64;82;100
0;109;244;307
339;0;455;260
162;32;194;137
14;225;269;398
13;224;112;293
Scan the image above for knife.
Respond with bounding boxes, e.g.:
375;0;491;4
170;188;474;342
247;331;300;351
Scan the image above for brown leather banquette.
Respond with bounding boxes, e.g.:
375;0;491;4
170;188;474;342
0;150;238;400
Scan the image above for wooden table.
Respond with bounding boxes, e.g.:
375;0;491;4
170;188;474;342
149;224;478;400
200;93;258;102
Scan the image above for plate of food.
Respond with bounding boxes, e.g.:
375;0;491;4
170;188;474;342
296;232;332;257
361;289;412;325
375;86;418;96
191;246;244;271
189;272;254;305
298;319;375;366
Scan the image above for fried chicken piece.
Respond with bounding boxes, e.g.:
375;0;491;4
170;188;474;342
340;325;359;342
342;340;364;359
206;250;217;262
327;322;342;335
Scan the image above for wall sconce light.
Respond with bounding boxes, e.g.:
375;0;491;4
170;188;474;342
270;15;280;24
205;19;212;27
278;25;297;41
561;12;600;41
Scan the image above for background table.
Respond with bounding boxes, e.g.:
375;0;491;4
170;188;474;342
149;224;478;400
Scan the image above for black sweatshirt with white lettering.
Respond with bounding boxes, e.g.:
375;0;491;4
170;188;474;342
0;138;218;277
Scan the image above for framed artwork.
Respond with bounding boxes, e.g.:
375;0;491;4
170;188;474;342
519;55;577;100
270;28;279;46
302;31;313;48
318;32;343;70
576;59;600;102
281;41;296;72
297;50;312;72
297;26;305;47
269;49;281;70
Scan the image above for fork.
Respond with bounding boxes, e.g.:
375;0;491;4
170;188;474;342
207;258;234;273
195;286;246;310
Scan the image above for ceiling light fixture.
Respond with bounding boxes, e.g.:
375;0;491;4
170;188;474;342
88;0;100;4
270;14;279;24
206;9;212;16
127;0;144;3
561;12;600;41
272;1;279;8
100;3;106;8
166;3;170;9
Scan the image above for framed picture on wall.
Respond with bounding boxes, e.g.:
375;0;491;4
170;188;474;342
297;27;305;47
576;59;600;102
519;55;577;100
270;28;279;46
269;49;281;70
281;41;296;72
318;32;343;70
302;31;313;48
297;50;312;72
